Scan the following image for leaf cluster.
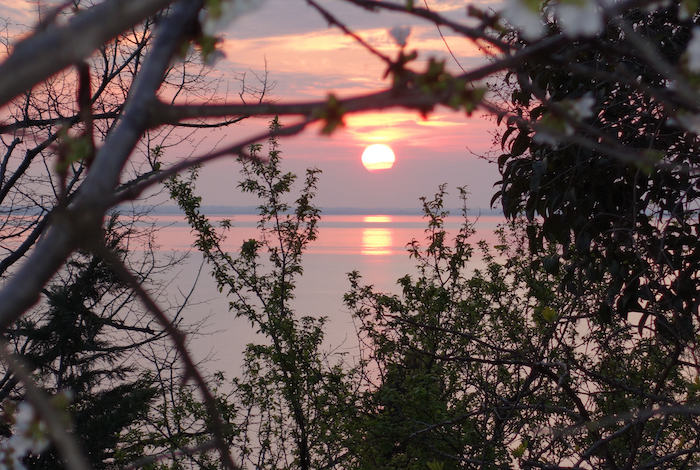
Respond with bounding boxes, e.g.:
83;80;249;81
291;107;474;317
495;3;700;335
345;185;700;469
168;118;355;470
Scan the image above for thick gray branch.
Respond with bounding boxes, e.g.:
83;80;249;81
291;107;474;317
0;0;203;332
147;34;570;126
82;0;204;196
0;0;175;108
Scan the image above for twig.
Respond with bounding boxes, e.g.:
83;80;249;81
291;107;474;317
306;0;393;66
123;440;218;470
110;118;313;206
95;245;241;470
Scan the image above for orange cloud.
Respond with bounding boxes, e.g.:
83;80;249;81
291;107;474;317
220;24;489;100
344;111;422;144
415;118;464;127
419;0;468;12
342;109;480;147
221;30;388;96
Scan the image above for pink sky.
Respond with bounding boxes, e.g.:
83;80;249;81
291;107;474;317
197;0;503;212
1;0;504;212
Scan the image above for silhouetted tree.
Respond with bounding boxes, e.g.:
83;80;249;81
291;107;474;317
495;2;700;341
3;0;700;468
346;187;700;469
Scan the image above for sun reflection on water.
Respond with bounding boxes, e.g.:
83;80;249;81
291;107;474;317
361;228;393;256
363;215;393;223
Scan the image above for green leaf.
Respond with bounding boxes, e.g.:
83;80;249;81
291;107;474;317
55;128;94;173
427;461;445;470
681;0;700;18
542;306;558;323
315;94;346;135
512;439;528;458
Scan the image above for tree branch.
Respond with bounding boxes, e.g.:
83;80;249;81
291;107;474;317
0;0;175;108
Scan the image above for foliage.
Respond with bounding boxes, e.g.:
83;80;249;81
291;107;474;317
495;1;700;337
345;186;700;469
4;0;700;468
0;400;53;470
0;2;269;468
168;118;356;470
1;214;169;469
126;371;237;470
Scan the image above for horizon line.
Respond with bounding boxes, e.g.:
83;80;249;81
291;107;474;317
147;205;504;216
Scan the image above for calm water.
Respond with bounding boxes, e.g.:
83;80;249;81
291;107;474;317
151;213;505;375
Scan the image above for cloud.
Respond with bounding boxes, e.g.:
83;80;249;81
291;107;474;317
0;0;54;46
220;22;487;102
220;29;388;99
419;0;468;12
416;118;464;127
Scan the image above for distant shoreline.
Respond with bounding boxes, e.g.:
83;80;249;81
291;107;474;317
0;205;505;217
147;205;504;216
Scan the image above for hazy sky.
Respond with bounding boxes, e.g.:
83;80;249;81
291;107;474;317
2;0;504;212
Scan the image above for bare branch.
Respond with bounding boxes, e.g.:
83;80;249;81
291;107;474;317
0;0;203;331
95;246;241;470
0;0;176;108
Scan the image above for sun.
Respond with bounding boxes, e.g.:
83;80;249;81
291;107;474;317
361;144;395;172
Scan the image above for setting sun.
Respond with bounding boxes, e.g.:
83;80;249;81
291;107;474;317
361;144;395;172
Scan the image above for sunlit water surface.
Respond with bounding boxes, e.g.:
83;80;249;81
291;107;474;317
149;214;505;376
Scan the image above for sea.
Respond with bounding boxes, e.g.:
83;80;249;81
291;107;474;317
148;211;506;377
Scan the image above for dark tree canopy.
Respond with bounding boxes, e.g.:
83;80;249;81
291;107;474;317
496;3;700;338
2;215;162;469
